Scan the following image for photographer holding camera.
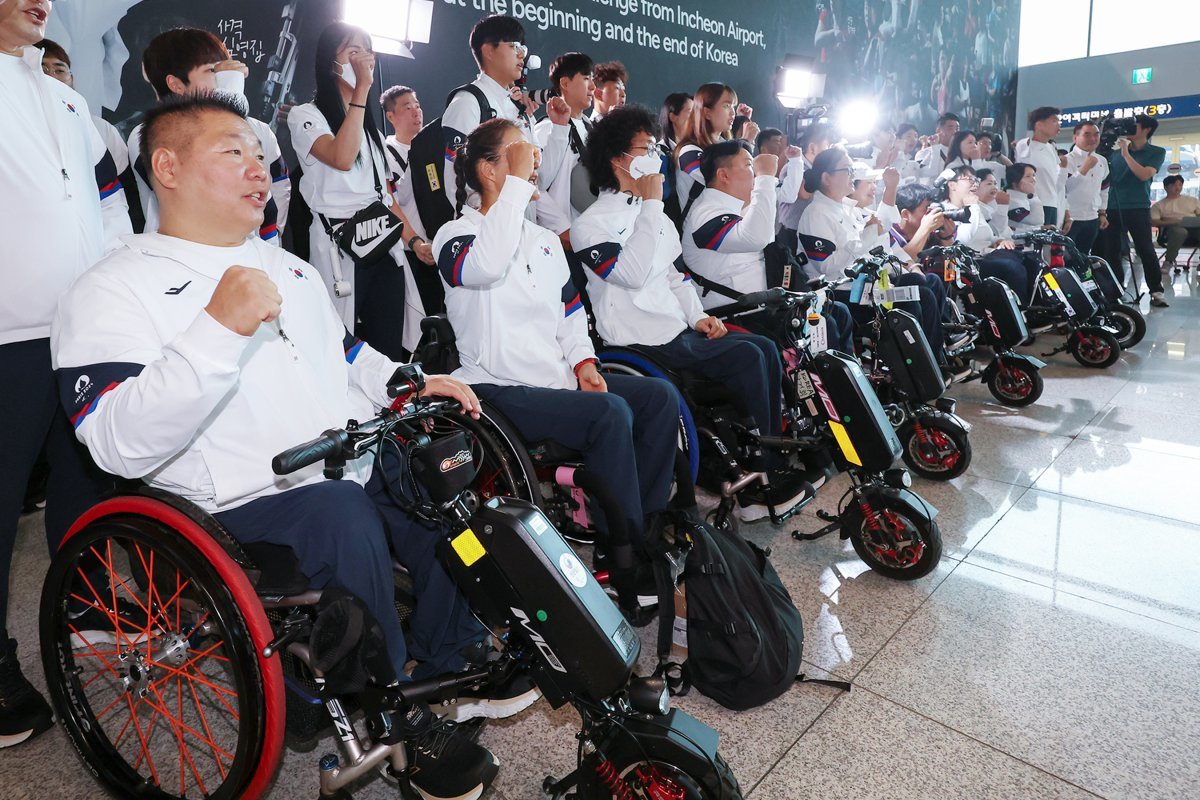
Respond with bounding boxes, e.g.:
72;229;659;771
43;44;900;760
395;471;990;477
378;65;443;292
1095;114;1169;307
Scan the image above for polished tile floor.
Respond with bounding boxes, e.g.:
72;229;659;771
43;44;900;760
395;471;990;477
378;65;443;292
2;267;1198;799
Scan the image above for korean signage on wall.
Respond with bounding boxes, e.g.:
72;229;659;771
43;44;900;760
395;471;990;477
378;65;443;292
1059;94;1200;124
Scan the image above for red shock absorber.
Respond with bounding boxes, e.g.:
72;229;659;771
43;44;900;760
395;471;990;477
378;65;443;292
858;499;882;531
594;756;636;800
1049;245;1065;269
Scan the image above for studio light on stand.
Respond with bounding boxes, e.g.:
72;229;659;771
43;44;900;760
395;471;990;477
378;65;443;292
775;54;827;142
837;99;878;140
343;0;433;59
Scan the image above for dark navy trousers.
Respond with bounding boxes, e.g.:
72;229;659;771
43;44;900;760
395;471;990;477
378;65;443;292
475;374;679;545
1;339;112;642
643;330;782;460
215;448;486;681
979;250;1036;306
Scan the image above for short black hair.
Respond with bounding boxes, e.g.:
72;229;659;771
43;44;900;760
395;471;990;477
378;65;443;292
548;52;593;92
896;182;937;213
977;131;995;144
1006;161;1035;188
36;38;70;67
582;104;659;193
469;15;525;66
755;127;784;153
1027;106;1061;128
896;123;917;137
142;28;229;99
1072;120;1099;136
1135;114;1159;137
700;138;752;184
381;84;415;115
800;122;833;154
731;114;751;139
937;112;961;127
139;93;248;186
1163;174;1184;189
975;167;996;183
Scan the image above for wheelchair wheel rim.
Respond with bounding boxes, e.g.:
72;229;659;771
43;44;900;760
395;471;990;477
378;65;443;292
44;520;267;800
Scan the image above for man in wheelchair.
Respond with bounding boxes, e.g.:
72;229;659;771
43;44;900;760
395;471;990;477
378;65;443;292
51;94;532;800
432;118;681;554
571;106;813;521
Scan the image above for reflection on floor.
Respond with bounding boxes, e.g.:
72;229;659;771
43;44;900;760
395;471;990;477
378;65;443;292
2;269;1198;799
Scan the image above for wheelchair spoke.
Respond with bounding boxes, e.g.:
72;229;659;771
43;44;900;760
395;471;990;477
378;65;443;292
124;692;162;788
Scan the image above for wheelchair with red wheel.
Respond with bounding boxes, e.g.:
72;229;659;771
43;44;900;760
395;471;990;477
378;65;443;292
38;364;741;800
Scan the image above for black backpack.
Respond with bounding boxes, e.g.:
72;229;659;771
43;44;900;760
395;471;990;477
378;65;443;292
658;518;847;710
408;84;495;242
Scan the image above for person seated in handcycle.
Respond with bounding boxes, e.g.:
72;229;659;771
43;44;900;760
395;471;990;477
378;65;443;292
571;105;812;521
681;139;855;355
432;118;680;552
51;94;530;800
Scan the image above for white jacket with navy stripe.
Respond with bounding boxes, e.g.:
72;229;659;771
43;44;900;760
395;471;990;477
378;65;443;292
432;176;595;390
570;190;706;346
51;233;397;512
680;176;778;309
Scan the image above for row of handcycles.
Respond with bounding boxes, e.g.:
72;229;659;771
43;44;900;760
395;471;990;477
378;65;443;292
37;228;1141;799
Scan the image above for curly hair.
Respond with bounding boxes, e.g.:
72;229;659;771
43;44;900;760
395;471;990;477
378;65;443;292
581;105;660;194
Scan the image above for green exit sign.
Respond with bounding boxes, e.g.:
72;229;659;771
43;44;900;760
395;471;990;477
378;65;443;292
1132;68;1153;85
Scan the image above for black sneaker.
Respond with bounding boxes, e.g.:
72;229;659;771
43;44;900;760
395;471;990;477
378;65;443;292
67;597;160;650
0;639;54;748
436;672;541;722
406;718;499;800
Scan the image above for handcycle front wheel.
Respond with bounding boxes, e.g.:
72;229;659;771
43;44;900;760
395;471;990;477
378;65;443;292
40;500;285;800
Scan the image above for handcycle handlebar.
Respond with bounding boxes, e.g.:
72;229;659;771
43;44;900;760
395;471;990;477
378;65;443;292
709;287;817;317
272;429;351;475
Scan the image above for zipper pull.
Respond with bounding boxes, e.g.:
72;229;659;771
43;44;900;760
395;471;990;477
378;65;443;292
277;325;300;361
61;168;72;199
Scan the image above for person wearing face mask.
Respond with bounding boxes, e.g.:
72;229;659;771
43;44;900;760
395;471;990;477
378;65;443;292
434;118;680;552
573;107;813;521
128;28;289;243
800;148;958;367
288;23;428;362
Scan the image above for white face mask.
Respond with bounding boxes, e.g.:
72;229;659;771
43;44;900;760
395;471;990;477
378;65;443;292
337;60;357;89
625;152;663;180
213;69;249;116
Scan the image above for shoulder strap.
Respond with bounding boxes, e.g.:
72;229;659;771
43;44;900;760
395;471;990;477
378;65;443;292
567;120;586;156
386;143;407;173
680;179;704;223
674;255;742;302
445;84;495;123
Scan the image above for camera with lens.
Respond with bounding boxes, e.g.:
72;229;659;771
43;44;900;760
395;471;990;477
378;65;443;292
929;202;972;223
1096;113;1137;156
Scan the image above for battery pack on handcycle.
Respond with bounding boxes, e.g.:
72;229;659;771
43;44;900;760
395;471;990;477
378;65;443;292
442;497;641;708
1047;267;1098;320
807;351;902;473
876;308;946;403
963;276;1029;350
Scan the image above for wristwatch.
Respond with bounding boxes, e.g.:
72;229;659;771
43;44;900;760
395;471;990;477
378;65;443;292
408;234;425;250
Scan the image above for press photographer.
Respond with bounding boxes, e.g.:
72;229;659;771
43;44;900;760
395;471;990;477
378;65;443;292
1095;113;1169;307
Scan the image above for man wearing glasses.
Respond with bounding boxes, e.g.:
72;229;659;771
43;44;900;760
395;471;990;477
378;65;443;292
442;14;545;213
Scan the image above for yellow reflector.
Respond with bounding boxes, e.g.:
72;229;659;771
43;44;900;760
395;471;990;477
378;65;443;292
451;528;486;567
1043;272;1060;291
827;420;863;467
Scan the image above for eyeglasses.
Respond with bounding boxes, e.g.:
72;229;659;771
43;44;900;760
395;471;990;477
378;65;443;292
956;175;980;184
42;65;71;78
502;41;528;58
829;167;854;175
